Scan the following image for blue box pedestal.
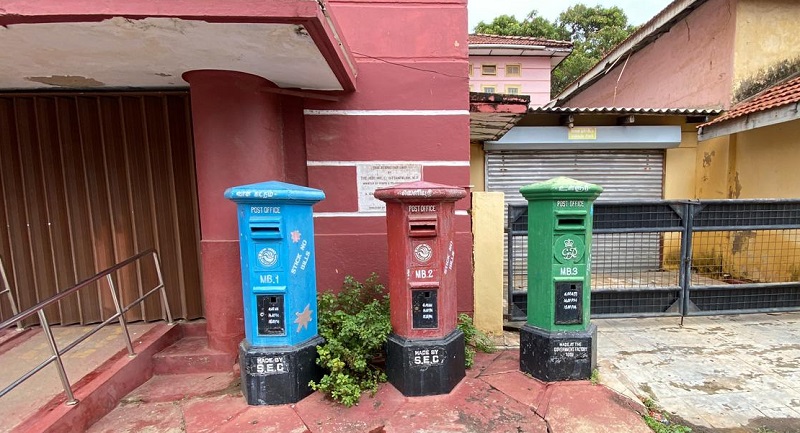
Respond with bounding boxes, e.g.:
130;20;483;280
385;329;465;397
519;324;597;382
239;336;323;405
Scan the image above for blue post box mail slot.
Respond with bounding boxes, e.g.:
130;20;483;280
249;217;283;240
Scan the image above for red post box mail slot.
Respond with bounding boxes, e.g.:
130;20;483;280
408;214;438;237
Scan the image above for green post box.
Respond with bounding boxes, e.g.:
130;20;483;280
518;177;602;382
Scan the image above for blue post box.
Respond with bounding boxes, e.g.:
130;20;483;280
225;181;325;405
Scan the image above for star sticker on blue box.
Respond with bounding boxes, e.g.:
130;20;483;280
294;304;313;332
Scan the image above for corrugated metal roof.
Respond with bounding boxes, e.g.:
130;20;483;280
700;75;800;128
469;34;572;49
529;106;723;116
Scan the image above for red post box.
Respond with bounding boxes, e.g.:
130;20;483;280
374;181;466;396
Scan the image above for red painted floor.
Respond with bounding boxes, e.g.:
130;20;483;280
87;351;651;433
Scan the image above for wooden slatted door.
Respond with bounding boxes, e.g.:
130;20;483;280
0;93;203;325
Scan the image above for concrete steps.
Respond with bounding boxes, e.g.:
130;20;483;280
11;322;181;433
151;321;237;375
7;320;238;433
152;335;237;375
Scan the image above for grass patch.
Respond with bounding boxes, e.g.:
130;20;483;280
642;397;692;433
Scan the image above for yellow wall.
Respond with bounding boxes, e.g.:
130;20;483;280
694;135;734;199
695;119;800;199
733;0;800;99
471;191;504;336
664;130;700;199
727;120;800;282
663;130;700;268
690;120;800;283
733;120;800;198
470;142;485;192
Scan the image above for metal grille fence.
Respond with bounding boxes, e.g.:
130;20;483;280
507;200;800;320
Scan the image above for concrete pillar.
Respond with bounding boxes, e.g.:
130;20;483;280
183;70;285;355
471;192;505;336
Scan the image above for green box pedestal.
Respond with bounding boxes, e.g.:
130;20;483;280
519;324;597;382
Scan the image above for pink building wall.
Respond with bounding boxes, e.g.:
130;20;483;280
469;55;552;106
187;0;472;352
306;0;472;311
564;0;736;109
0;0;472;356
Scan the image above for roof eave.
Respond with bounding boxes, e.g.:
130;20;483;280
468;45;572;56
698;102;800;141
469;92;530;142
529;106;723;116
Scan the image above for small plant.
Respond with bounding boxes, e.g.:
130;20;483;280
457;313;496;368
590;368;600;385
641;397;692;433
310;274;391;407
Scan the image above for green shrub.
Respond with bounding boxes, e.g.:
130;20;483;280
309;274;391;407
310;276;498;406
457;313;496;368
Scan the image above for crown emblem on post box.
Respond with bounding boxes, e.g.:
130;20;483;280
561;239;578;261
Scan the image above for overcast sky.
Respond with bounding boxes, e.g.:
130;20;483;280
468;0;674;31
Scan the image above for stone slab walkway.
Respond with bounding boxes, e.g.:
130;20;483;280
87;350;651;433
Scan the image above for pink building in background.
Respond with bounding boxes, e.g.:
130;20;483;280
468;34;572;107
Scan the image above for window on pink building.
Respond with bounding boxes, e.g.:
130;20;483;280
481;85;496;93
481;64;497;76
505;85;521;95
505;64;521;77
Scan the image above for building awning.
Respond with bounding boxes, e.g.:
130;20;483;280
469;92;530;142
0;0;356;92
485;125;682;150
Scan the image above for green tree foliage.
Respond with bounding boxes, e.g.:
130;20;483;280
474;5;637;97
474;12;566;40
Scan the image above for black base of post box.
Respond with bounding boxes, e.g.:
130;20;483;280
519;324;597;382
239;336;324;405
385;329;465;397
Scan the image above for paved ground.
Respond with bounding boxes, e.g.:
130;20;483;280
595;312;800;432
87;350;651;433
5;313;800;432
0;323;156;433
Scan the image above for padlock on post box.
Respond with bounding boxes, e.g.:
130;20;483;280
518;177;602;382
225;181;325;405
375;181;466;397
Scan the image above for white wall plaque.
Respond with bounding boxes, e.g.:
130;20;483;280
357;163;422;212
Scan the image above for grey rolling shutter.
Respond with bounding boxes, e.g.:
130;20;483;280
486;150;665;293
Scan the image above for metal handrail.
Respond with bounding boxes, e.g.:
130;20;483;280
0;256;24;331
0;249;174;405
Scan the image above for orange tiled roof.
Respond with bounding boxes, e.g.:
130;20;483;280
702;75;800;128
469;34;572;49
